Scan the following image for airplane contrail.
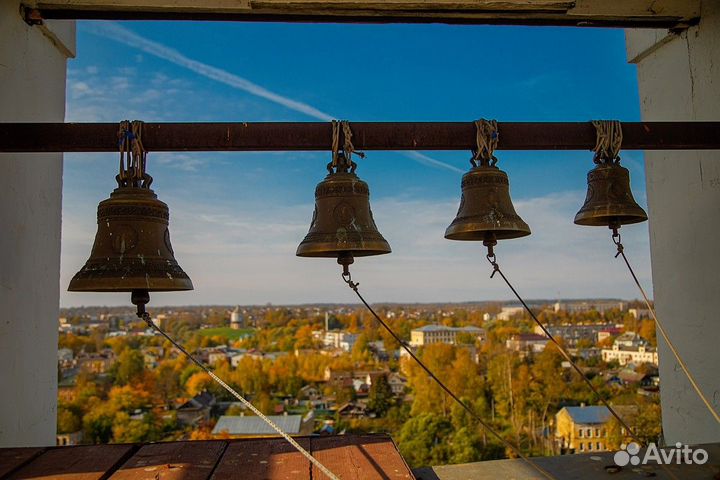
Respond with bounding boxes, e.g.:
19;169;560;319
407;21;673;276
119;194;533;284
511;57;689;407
84;22;464;174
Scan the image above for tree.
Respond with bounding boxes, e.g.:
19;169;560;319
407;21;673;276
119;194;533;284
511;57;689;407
57;406;82;434
82;401;116;444
367;375;394;417
336;386;357;405
112;412;153;443
397;413;453;468
112;349;145;385
185;372;213;397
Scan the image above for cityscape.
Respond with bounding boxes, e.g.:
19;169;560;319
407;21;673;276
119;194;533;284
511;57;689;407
57;298;661;468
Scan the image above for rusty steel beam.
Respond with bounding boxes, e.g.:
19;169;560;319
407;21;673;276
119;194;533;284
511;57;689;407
1;122;719;153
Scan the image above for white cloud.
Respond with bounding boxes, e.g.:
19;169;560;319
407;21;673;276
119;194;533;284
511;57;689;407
81;22;460;174
61;188;652;307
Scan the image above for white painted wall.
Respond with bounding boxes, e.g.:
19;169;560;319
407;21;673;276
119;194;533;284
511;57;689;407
627;0;720;445
0;3;75;447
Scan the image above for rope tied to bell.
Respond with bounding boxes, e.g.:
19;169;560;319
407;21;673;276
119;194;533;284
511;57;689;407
592;119;622;165
328;120;362;174
117;120;152;188
471;119;499;168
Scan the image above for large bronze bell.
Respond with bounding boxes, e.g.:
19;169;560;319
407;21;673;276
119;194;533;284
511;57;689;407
574;163;647;227
445;165;530;242
297;153;391;259
69;186;193;292
69;121;192;293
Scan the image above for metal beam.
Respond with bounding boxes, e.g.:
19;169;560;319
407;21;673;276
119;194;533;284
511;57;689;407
1;122;719;153
23;0;700;28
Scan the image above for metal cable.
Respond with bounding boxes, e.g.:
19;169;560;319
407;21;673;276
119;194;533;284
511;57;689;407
485;253;643;446
139;313;341;480
341;271;558;480
612;231;720;424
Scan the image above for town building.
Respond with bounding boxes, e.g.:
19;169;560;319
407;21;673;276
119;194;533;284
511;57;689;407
176;392;216;427
496;306;525;321
533;323;618;347
553;300;626;314
230;306;244;330
323;331;358;352
555;405;638;454
601;333;658;366
409;325;485;346
555;406;611;453
56;431;83;446
505;333;549;354
212;413;313;438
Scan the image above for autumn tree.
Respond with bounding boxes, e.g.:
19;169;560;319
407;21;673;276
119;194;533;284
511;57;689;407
111;349;145;385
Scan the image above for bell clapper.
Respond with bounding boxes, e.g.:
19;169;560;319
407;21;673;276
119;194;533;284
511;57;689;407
131;288;151;322
483;234;500;278
609;220;624;258
338;252;359;290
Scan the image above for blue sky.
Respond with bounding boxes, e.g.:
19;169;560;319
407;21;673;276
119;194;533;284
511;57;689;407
62;21;651;307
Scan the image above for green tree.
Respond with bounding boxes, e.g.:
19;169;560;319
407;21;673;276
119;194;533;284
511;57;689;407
397;413;453;468
367;375;394;417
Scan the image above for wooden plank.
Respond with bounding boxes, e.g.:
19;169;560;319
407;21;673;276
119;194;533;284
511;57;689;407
0;448;46;478
211;438;311;480
109;441;226;480
310;435;414;480
27;0;699;26
7;445;134;480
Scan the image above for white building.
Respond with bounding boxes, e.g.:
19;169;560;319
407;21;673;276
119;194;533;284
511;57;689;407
601;333;658;366
230;306;244;330
553;300;626;314
323;331;358;352
496;306;524;321
409;325;485;347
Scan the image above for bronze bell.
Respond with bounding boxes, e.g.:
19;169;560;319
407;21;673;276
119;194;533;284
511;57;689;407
297;153;391;259
69;164;192;293
445;165;531;242
574;163;647;227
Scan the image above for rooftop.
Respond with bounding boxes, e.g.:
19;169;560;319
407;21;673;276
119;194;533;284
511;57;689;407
413;325;483;333
559;406;610;425
212;414;302;436
0;435;413;479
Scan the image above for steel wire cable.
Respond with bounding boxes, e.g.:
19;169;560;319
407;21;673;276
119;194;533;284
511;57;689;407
612;232;720;424
138;313;341;480
341;272;558;480
485;253;641;445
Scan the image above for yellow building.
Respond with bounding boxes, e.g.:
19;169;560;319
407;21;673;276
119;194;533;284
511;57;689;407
555;406;611;454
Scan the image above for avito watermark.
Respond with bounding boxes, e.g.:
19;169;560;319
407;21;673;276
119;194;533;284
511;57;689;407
614;442;708;466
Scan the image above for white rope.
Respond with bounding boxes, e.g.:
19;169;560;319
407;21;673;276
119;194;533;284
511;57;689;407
141;315;341;480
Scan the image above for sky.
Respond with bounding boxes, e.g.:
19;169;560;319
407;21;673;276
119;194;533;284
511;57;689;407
61;21;652;307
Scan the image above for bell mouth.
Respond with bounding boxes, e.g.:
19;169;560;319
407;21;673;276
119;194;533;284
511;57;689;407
296;247;391;258
68;272;193;293
573;212;648;227
444;228;531;241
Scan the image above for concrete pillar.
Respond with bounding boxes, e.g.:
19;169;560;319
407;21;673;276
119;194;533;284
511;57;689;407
626;1;720;445
0;3;75;446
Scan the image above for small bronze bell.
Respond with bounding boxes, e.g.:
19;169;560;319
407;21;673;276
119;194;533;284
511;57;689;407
574;163;647;228
69;122;192;293
445;165;530;243
297;152;391;259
